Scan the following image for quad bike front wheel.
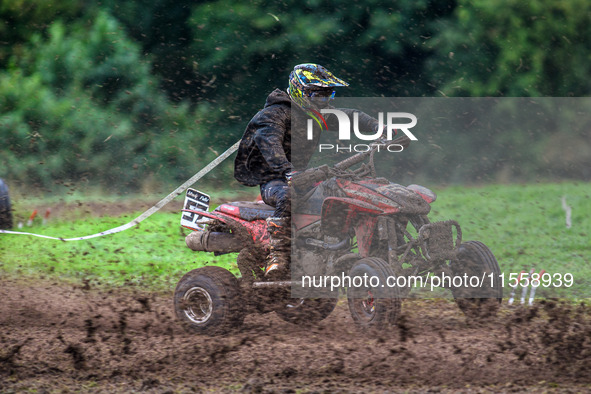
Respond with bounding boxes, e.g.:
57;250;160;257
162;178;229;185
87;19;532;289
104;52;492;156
450;241;503;318
174;266;244;336
0;178;13;230
347;257;401;328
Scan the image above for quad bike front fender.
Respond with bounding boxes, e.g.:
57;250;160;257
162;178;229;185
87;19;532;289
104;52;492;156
320;197;399;257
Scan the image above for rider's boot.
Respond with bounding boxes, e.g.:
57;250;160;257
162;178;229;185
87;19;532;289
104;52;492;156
264;216;291;280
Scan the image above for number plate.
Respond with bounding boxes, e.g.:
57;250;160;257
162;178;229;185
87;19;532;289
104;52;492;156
180;188;211;230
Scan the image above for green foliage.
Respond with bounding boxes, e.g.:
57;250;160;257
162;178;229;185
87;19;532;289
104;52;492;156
0;11;216;192
187;0;452;108
2;0;591;191
97;0;195;101
0;0;85;67
427;0;591;96
381;98;591;185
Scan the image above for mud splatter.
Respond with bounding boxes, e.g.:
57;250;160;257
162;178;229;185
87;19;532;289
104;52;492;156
0;278;589;392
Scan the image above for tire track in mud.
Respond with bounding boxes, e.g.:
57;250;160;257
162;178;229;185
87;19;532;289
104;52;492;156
0;278;590;392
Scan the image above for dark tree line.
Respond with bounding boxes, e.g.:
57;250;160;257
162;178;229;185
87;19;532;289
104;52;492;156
1;0;590;191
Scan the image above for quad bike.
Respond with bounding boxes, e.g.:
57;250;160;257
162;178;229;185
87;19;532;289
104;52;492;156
174;137;502;336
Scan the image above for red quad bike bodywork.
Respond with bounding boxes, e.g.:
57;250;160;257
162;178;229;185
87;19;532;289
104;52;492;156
206;203;271;246
175;137;503;336
183;202;272;259
318;179;431;258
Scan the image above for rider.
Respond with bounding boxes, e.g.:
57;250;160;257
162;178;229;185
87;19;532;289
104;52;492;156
234;63;382;280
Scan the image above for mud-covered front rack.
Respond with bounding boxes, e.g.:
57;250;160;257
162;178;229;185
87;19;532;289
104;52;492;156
419;220;462;261
396;220;462;263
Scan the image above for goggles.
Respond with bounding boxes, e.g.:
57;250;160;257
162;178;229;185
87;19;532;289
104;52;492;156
306;90;336;102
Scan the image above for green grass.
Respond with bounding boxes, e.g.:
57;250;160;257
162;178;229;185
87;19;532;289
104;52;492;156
429;181;591;299
0;209;240;291
0;189;252;291
1;182;589;298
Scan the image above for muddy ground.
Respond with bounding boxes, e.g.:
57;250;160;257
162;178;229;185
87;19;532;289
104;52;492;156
1;277;590;393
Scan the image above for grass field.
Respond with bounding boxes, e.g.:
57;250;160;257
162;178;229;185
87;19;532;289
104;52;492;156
1;182;589;299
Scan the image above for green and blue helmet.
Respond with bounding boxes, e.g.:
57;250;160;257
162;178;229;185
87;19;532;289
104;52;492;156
287;63;349;109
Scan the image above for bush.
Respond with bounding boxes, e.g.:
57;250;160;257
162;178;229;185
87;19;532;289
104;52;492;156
0;11;219;192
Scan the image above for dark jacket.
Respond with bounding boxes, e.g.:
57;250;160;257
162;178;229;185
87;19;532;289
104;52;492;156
234;89;380;187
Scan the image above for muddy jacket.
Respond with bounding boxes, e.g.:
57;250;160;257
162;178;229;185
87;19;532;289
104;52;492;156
234;89;380;187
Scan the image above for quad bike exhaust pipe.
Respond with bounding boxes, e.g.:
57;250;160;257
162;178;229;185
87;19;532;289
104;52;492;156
185;231;245;253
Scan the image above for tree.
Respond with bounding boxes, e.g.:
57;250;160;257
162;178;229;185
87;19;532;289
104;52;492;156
0;11;208;191
426;0;591;96
0;0;85;68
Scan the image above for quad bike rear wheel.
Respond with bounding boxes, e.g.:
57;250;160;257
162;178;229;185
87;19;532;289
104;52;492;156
174;266;244;335
347;257;401;328
0;179;13;230
274;297;337;325
450;241;502;318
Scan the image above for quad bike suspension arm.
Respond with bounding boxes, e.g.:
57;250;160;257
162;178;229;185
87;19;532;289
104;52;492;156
302;236;351;251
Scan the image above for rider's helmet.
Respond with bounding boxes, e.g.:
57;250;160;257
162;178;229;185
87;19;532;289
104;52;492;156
287;63;349;109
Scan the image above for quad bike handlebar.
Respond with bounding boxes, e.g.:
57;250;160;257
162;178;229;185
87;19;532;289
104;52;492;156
291;135;412;191
333;135;412;171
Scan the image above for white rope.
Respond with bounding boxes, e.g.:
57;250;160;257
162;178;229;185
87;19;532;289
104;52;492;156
0;140;241;241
